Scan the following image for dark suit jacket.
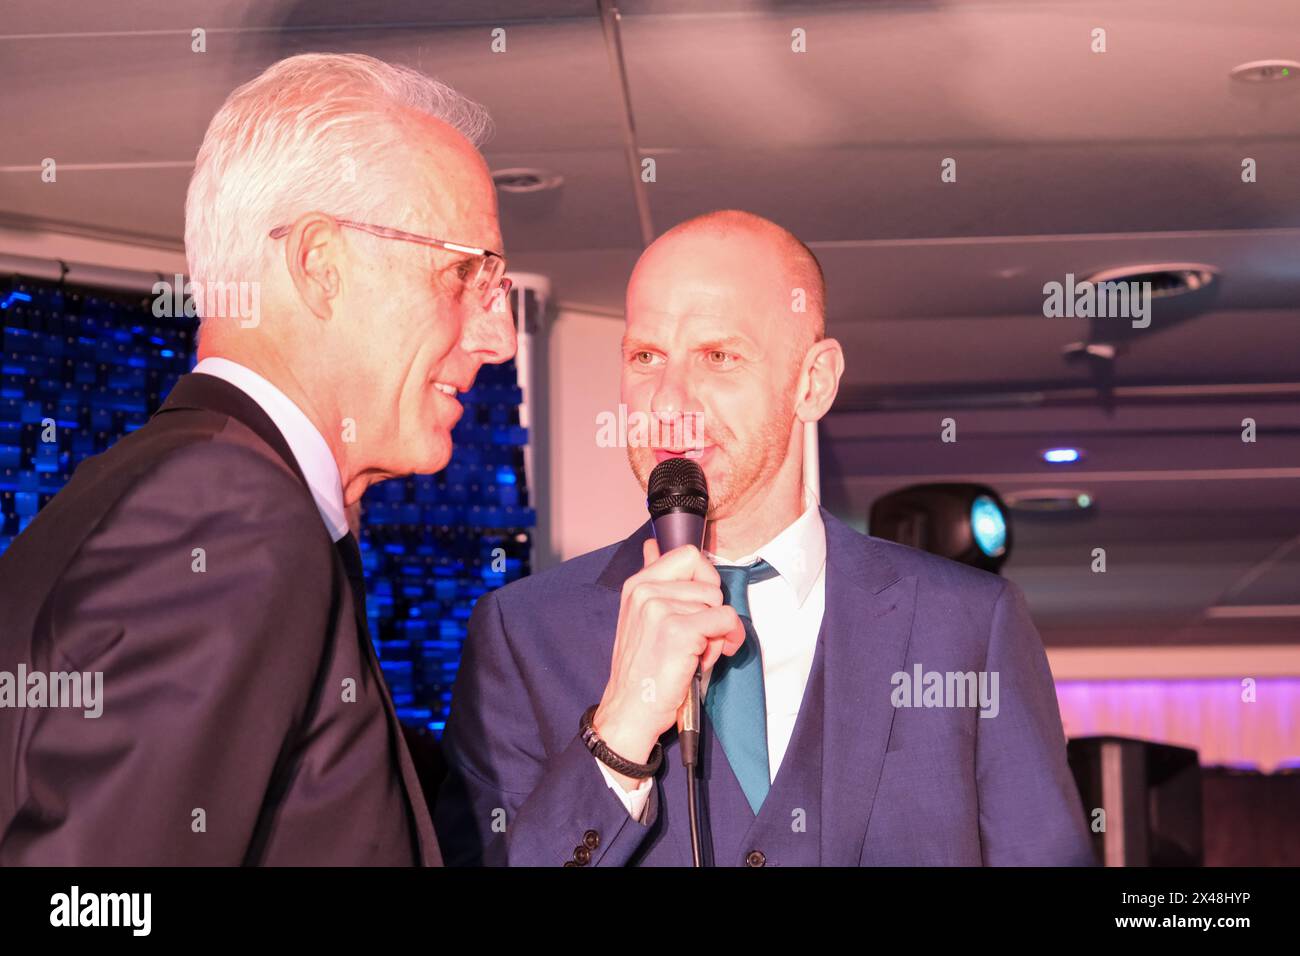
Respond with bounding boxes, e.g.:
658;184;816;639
434;511;1096;866
0;373;439;865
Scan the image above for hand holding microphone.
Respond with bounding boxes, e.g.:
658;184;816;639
592;459;745;792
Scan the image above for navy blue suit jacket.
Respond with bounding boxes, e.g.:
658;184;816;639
435;509;1096;866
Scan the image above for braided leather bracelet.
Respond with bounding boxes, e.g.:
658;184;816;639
579;705;663;779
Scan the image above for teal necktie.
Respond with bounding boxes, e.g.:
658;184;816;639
705;559;780;815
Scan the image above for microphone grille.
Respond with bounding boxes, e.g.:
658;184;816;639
647;457;708;519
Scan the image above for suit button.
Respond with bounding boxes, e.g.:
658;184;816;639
563;860;579;867
573;845;592;865
583;830;600;850
745;850;766;867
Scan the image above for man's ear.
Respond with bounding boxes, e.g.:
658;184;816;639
795;337;845;424
282;213;344;321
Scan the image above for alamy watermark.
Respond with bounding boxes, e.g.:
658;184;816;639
0;664;103;718
50;886;150;936
1043;273;1151;328
595;404;707;452
152;273;261;328
890;664;1000;718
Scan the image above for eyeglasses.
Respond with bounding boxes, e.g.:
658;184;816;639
268;218;512;311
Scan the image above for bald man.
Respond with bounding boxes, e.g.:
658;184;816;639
435;210;1095;867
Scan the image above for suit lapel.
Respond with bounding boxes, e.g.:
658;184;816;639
819;510;917;866
154;372;308;487
594;520;655;590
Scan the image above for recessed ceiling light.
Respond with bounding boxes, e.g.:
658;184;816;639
1042;447;1084;464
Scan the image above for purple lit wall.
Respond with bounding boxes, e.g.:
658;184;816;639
1055;678;1300;772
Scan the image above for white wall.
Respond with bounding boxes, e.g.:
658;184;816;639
531;306;645;571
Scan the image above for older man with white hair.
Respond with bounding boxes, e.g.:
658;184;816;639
0;53;515;865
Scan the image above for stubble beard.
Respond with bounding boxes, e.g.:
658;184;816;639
625;398;795;521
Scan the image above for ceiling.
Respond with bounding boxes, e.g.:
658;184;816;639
1;0;1298;647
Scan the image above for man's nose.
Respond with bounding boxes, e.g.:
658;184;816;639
649;357;695;425
461;293;518;365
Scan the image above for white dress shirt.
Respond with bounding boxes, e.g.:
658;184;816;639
598;489;828;820
192;357;349;543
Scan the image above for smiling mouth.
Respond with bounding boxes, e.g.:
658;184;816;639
433;382;460;397
655;446;711;459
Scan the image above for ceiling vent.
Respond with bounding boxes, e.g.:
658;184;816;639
1230;59;1300;83
1081;263;1218;299
491;168;564;194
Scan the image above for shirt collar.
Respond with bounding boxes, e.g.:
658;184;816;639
192;357;349;542
705;487;826;608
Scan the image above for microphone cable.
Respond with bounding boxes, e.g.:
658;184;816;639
680;667;704;867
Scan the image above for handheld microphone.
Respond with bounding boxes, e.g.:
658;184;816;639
646;456;709;866
646;456;709;754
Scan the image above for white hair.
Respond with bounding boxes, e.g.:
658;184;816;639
184;52;492;310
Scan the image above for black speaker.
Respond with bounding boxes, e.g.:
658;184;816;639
1067;736;1203;866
